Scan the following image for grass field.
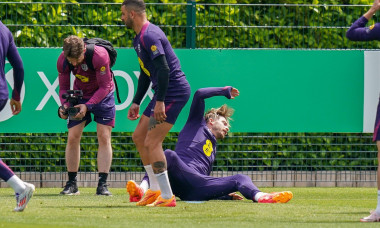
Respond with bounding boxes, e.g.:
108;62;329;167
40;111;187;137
0;187;379;228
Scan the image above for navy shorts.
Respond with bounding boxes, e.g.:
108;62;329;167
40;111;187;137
67;92;116;129
143;85;191;125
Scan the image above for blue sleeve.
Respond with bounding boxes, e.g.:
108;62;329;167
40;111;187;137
185;87;232;125
346;16;380;41
6;33;24;101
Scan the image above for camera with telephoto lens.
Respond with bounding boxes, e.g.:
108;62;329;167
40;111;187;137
60;90;83;120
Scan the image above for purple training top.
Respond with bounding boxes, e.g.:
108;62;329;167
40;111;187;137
346;16;380;41
133;22;189;95
0;21;24;101
57;45;114;110
175;86;232;176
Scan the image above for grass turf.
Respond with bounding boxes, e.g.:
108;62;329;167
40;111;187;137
0;187;379;228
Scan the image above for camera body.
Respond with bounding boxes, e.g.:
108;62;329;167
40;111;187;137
61;90;83;120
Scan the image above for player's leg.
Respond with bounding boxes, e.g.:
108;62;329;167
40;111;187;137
146;149;192;207
127;148;179;202
60;120;86;195
91;92;116;196
95;123;113;196
143;121;175;206
361;100;380;222
0;99;35;211
360;141;380;222
134;99;162;192
139;91;190;207
0;159;35;212
182;174;256;201
183;174;292;203
146;94;190;207
132;115;162;206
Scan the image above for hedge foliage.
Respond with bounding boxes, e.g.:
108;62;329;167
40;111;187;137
1;0;380;49
0;132;376;172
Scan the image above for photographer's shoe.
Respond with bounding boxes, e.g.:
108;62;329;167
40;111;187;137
60;181;80;195
96;183;112;196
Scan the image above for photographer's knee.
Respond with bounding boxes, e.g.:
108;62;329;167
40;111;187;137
67;134;81;145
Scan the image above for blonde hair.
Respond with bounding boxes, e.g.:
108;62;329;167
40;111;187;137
205;104;234;126
63;35;84;59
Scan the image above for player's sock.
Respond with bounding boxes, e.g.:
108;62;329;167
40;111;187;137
254;192;265;202
68;172;77;183
155;171;173;199
98;172;108;184
375;190;380;215
140;179;149;194
7;175;26;194
144;165;160;191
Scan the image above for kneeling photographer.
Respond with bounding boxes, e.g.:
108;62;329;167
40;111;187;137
57;35;117;196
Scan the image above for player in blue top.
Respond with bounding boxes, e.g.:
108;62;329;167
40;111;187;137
0;20;35;212
346;0;380;222
121;0;191;207
127;87;293;204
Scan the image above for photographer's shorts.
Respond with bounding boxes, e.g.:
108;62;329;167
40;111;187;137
0;99;6;112
67;92;116;129
143;85;191;125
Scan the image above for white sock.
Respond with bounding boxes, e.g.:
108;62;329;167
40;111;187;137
144;165;160;191
140;179;149;194
254;192;266;202
155;171;173;199
7;175;26;194
376;190;380;215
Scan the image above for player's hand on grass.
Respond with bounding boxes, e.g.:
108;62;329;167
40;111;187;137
229;192;243;200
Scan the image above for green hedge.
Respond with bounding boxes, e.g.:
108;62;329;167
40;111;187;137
0;133;376;172
1;0;380;48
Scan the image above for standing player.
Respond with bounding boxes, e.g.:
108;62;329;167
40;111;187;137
127;87;293;204
346;0;380;222
57;35;115;196
120;0;191;207
0;20;35;212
